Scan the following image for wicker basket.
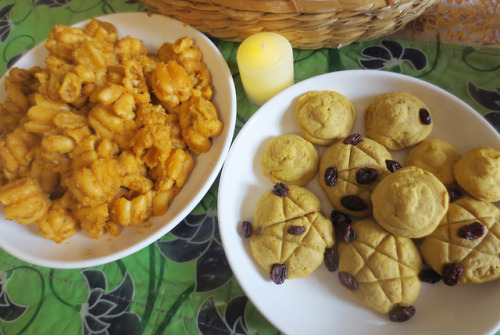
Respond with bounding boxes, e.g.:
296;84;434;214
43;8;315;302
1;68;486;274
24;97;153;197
140;0;440;49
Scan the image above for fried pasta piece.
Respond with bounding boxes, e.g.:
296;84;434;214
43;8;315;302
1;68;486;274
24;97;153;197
0;127;39;181
110;189;154;227
0;177;50;224
151;60;193;107
1;67;41;131
38;202;78;243
150;148;193;216
158;36;213;100
179;94;223;154
132;103;174;167
66;158;121;207
74;202;110;239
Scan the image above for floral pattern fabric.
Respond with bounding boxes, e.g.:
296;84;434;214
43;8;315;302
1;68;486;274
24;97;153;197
0;0;498;334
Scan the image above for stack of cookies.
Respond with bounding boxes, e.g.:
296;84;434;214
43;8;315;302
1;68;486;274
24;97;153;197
241;89;500;323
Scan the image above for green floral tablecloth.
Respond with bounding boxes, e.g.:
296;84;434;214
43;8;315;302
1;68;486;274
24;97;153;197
0;0;499;334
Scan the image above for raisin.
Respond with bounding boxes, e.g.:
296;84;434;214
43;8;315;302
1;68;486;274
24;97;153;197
341;195;367;212
385;159;402;173
241;221;252;238
272;183;288;197
339;223;357;242
457;221;486;240
356;167;379;184
324;248;338;272
338;271;358;290
270;263;287;285
343;134;363;145
418;268;442;284
419;108;432;125
324;167;338;186
287;225;306;236
330;210;352;226
330;210;356;242
447;187;462;203
442;263;463;286
389;305;416;322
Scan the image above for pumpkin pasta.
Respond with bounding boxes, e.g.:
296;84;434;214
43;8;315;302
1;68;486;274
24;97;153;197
0;19;223;242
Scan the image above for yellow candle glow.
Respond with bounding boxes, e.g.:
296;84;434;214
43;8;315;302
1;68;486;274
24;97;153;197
237;32;294;106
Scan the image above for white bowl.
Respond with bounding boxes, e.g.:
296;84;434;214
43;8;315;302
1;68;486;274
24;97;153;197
0;12;237;269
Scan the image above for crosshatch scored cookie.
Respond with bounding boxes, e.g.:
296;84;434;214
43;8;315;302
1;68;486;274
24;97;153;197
260;134;319;186
250;184;334;282
318;134;392;218
418;195;500;285
364;91;433;151
337;218;422;318
295;90;356;146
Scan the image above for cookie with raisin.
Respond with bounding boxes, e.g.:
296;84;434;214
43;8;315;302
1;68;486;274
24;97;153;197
337;218;422;319
364;91;433;151
295;90;355;146
372;166;449;238
318;134;392;218
250;184;334;281
418;195;500;285
454;146;500;202
260;134;319;186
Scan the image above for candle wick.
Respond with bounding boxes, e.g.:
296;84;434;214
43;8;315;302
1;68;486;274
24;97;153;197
261;43;266;50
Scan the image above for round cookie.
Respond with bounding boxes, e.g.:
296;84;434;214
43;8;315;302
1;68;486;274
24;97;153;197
338;218;422;317
260;134;319;186
364;91;433;151
318;134;392;218
405;137;461;186
418;195;500;284
295;90;355;146
250;184;334;281
453;146;500;202
372;166;449;238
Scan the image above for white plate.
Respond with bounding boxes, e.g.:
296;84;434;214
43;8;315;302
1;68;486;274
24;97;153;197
0;13;237;269
218;70;500;335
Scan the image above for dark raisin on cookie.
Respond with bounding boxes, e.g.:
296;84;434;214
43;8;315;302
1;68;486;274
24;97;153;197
419;108;432;125
324;248;338;272
356;167;379;184
324;167;338;186
270;263;287;285
341;195;367;212
385;159;403;173
343;134;363;145
241;221;252;238
338;271;358;290
442;263;464;286
287;225;306;236
272;183;288;197
447;187;462;203
457;221;486;240
330;210;356;242
330;210;352;226
389;305;416;322
418;268;442;284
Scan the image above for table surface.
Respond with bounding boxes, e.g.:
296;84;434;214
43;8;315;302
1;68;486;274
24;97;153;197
0;0;499;334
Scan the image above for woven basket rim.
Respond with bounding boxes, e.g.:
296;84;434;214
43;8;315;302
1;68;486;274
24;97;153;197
140;0;441;48
186;0;419;14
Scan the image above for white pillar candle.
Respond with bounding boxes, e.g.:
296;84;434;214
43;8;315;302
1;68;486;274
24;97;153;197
237;32;294;106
